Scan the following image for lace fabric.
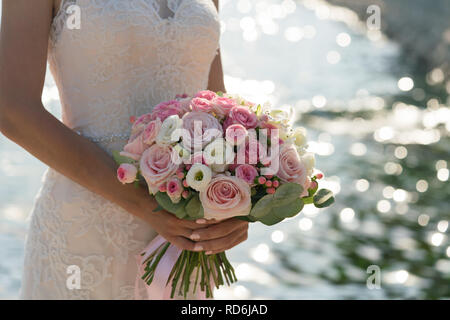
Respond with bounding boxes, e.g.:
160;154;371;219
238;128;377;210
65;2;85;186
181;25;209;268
21;0;220;299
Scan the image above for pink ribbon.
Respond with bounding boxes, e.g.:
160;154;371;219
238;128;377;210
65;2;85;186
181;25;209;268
134;235;207;300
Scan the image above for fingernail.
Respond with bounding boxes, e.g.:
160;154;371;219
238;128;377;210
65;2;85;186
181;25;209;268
205;251;213;255
194;244;203;251
190;233;200;240
196;219;206;224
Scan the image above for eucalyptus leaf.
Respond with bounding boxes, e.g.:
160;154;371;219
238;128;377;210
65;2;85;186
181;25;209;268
272;183;303;206
185;194;204;219
274;198;304;218
249;194;273;218
258;212;285;226
155;192;188;219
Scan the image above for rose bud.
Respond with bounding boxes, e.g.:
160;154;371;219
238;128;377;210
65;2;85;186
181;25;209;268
117;163;137;184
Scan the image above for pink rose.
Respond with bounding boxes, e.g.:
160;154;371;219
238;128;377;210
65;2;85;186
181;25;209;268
225;124;247;146
235;164;258;185
200;175;252;219
151;100;183;121
121;131;148;161
194;90;217;101
140;144;179;194
117;163;138;184
181;111;223;151
190;97;214;113
166;176;183;203
277;144;308;187
212;97;237;119
225;106;258;130
142;118;162;145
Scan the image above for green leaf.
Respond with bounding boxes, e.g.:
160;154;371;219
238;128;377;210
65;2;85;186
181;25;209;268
256;104;262;116
185;194;204;219
216;91;224;97
274;198;304;219
313;189;335;208
258;213;285;226
155;192;188;219
112;150;134;165
236;215;257;222
249;194;273;218
272;183;303;207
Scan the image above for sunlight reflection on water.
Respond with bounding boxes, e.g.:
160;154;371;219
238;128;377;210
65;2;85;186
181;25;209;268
0;0;449;299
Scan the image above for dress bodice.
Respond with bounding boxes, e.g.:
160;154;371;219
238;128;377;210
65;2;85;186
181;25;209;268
48;0;220;148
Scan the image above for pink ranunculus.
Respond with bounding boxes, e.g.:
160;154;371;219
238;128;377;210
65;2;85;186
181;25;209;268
235;164;258;185
194;90;218;101
140;144;179;194
212;97;237;119
117;163;138;184
190;97;214;113
225;124;247;146
142;118;162;145
166;176;183;203
227;106;258;129
277;144;308;187
200;175;252;220
181;111;223;151
151;100;183;122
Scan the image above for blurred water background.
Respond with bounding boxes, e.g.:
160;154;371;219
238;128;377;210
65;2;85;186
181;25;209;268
0;0;449;299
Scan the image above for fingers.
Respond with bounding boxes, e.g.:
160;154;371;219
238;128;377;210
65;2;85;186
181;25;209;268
169;236;197;251
175;217;218;230
189;218;248;241
192;224;248;254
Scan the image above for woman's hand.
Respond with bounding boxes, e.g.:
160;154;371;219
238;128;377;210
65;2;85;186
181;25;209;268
190;218;249;255
144;202;249;254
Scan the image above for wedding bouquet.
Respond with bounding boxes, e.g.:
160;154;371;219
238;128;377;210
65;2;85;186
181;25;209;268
114;90;334;299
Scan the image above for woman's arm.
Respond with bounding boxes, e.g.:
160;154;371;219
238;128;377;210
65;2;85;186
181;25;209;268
0;0;247;253
207;0;226;93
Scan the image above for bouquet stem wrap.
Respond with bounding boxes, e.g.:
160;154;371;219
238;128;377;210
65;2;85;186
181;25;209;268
135;235;237;299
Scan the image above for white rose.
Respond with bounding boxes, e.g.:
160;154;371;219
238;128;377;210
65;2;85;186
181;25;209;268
186;164;212;192
301;152;315;176
156;115;183;145
291;127;307;148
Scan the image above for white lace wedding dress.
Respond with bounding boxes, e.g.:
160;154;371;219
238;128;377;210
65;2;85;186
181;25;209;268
20;0;220;299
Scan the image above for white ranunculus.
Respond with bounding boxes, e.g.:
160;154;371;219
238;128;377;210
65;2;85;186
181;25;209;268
186;163;212;192
203;138;235;166
156;115;183;145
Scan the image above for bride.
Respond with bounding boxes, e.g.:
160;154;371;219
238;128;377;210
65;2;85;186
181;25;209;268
0;0;248;299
